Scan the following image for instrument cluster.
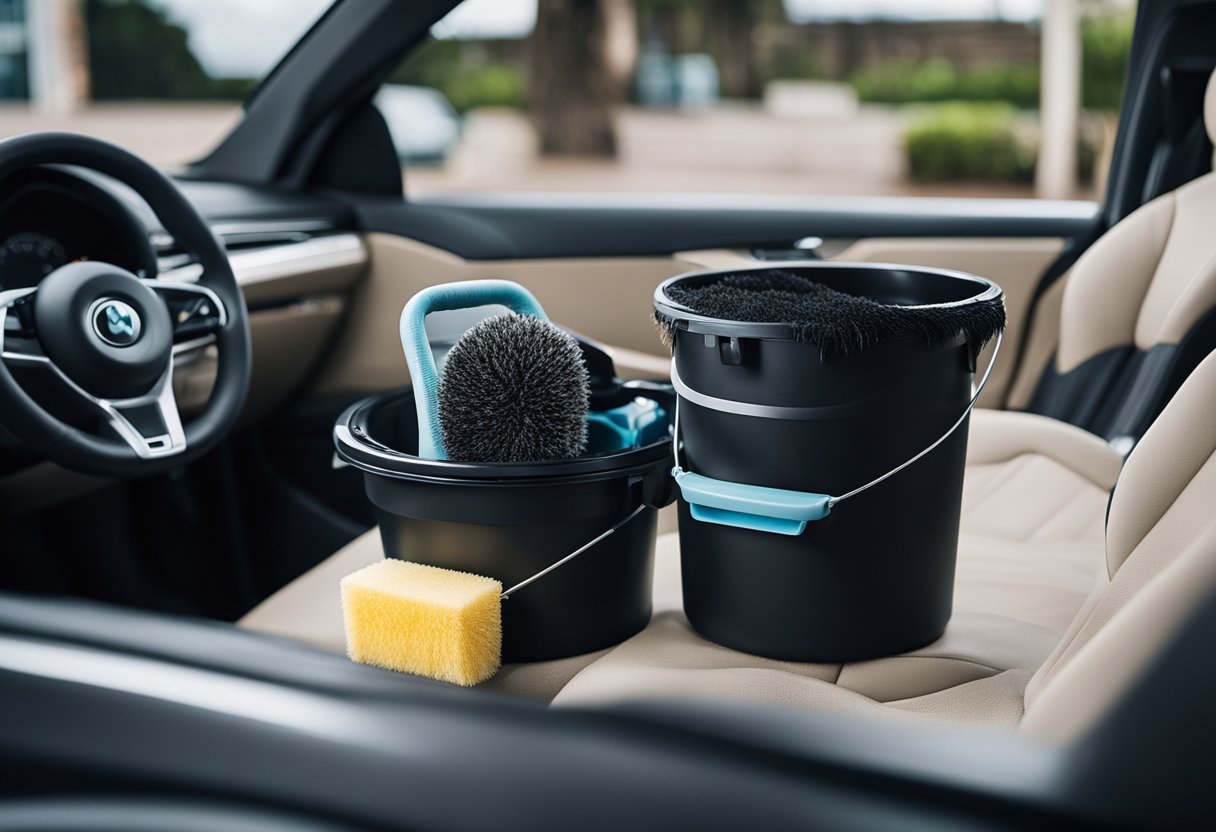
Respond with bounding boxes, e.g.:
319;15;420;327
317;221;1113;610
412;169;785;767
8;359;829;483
0;169;157;291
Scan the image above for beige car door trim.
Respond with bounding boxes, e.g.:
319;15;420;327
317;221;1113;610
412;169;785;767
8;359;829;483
311;234;701;395
312;234;1064;407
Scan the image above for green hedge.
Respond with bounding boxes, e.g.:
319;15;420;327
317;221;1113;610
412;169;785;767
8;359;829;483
442;65;526;113
904;103;1034;182
904;102;1100;184
851;14;1132;113
87;0;255;100
1081;14;1133;111
852;59;1040;109
390;39;525;113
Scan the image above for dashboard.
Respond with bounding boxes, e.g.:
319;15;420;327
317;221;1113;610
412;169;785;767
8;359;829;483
0;168;157;290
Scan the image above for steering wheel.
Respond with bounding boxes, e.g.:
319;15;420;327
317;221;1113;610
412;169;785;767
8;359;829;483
0;133;251;477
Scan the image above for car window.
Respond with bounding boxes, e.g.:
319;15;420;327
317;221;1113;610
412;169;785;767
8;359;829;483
386;0;1134;202
0;0;331;168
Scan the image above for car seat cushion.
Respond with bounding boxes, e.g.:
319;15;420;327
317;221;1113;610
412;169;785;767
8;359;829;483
552;533;1056;732
955;408;1117;630
238;529;611;701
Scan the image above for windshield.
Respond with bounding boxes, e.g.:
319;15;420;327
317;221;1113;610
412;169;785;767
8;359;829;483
390;0;1134;202
0;0;331;167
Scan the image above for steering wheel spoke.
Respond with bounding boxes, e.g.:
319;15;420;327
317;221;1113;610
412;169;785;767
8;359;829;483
35;358;190;459
3;283;187;458
90;363;188;459
0;286;45;365
2;279;189;457
147;280;229;354
1;260;202;465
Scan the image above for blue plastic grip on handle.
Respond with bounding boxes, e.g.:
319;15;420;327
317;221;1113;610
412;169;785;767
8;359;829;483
400;280;549;459
587;398;666;452
672;468;832;536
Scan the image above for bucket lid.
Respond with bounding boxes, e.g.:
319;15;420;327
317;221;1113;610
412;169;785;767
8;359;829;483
654;263;1003;351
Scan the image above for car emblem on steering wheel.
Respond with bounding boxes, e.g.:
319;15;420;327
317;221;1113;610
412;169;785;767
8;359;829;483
89;298;142;347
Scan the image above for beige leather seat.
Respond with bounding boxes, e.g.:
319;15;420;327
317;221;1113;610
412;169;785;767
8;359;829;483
239;524;620;700
956;411;1120;632
244;347;1216;740
554;346;1216;744
951;68;1216;630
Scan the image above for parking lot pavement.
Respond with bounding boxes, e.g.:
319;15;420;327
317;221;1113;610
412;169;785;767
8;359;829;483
410;106;1044;199
0;103;241;169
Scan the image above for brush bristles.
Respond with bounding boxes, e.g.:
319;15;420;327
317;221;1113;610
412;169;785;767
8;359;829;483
655;269;1005;357
439;313;590;463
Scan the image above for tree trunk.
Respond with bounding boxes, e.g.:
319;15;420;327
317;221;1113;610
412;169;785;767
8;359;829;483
528;0;625;158
704;0;783;99
706;0;755;99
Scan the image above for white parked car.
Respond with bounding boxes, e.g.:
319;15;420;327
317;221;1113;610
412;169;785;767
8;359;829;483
375;84;462;165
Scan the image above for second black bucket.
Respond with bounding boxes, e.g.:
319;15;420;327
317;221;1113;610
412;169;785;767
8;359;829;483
656;264;1003;662
334;383;675;664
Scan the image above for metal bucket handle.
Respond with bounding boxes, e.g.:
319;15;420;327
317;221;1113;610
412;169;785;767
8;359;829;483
670;331;1002;536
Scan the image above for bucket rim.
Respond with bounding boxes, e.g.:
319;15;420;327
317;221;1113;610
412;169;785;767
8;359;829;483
654;262;1002;342
334;388;674;483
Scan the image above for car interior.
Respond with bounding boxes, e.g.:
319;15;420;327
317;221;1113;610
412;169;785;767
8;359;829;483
3;0;1216;828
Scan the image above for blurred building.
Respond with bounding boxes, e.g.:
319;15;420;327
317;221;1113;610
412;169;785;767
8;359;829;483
788;19;1041;79
0;0;28;99
0;0;87;112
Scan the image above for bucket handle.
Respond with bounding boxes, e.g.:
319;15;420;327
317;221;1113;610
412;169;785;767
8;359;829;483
500;503;647;599
671;331;1002;536
400;280;549;460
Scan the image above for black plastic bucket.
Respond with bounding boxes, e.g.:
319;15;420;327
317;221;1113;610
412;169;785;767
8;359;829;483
334;383;675;663
655;264;1002;662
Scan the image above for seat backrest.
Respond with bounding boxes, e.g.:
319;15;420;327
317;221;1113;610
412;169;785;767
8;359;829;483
1020;347;1216;743
1025;69;1216;446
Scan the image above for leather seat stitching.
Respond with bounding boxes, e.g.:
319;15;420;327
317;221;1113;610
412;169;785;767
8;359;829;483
962;453;1034;516
1024;486;1095;543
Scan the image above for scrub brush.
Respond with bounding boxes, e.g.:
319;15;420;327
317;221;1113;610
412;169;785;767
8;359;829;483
439;312;590;463
399;279;591;461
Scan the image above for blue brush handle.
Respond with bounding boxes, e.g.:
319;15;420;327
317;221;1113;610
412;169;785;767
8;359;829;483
400;280;549;459
673;468;832;536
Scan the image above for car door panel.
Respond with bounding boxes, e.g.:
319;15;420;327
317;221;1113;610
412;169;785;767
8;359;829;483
355;194;1097;260
311;214;1084;408
309;233;693;395
827;238;1066;406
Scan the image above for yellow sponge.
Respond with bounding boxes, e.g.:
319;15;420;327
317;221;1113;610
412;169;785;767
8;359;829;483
340;559;502;686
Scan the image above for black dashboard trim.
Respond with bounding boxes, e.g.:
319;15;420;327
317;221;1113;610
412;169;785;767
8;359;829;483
352;193;1101;261
0;167;158;284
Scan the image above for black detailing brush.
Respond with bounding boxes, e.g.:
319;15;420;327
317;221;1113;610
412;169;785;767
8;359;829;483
438;313;590;463
656;268;1005;357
